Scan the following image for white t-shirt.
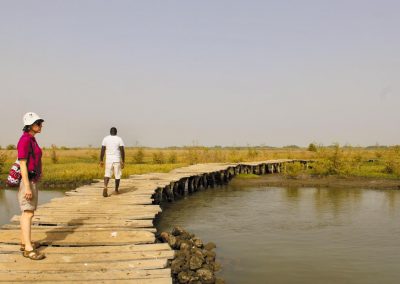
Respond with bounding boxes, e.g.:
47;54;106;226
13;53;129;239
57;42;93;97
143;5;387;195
102;135;125;163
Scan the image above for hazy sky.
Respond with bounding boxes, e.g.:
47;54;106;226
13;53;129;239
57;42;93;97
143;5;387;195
1;0;399;147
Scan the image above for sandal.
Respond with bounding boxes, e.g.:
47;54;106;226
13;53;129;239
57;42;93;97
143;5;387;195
20;242;41;252
23;249;45;260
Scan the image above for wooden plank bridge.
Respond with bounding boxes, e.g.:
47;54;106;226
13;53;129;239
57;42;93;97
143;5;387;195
0;160;307;283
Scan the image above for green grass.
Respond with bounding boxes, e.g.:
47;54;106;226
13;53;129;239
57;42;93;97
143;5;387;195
0;145;399;186
235;174;261;179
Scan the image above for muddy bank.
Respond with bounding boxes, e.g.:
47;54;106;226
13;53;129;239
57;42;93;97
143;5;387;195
231;174;400;190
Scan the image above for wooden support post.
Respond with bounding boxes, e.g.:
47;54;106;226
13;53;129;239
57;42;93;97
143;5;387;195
163;185;174;202
202;175;208;189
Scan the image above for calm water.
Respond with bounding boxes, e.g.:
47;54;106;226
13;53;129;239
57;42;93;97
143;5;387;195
0;187;68;226
156;182;400;284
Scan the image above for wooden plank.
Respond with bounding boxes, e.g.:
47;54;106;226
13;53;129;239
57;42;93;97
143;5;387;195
5;219;153;227
38;278;172;284
37;205;156;210
0;269;171;282
0;230;155;246
35;205;161;212
12;213;157;222
32;209;161;216
1;225;157;233
9;218;154;227
0;243;172;254
0;258;168;272
49;196;153;202
0;250;174;263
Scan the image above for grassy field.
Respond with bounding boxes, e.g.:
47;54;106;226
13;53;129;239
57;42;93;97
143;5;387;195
0;145;399;186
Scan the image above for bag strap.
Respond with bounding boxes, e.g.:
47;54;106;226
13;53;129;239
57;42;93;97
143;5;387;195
26;139;35;170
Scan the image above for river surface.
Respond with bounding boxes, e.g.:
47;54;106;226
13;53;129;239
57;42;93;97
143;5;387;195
156;181;400;284
0;187;68;226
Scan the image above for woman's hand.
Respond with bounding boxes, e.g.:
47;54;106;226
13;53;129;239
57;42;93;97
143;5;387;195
25;188;33;200
19;159;32;200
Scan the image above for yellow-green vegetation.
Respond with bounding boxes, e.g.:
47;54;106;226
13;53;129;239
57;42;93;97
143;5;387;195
0;145;399;186
236;173;261;179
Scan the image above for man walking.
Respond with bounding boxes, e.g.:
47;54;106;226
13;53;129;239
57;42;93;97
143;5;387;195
100;127;125;197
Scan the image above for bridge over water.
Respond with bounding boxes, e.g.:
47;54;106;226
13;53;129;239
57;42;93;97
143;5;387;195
0;159;308;283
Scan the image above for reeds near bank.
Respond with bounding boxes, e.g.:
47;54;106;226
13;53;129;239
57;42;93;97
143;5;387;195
0;145;399;185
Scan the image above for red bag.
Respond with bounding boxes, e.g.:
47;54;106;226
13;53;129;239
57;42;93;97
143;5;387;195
6;140;34;187
6;162;21;187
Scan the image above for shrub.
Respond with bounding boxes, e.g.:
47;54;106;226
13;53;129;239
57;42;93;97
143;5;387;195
383;160;400;176
308;143;318;152
0;151;6;173
283;162;304;178
133;148;145;164
91;152;98;161
246;147;258;160
185;148;200;165
51;144;58;164
167;151;177;164
383;147;400;176
152;151;165;164
6;144;16;150
310;144;348;176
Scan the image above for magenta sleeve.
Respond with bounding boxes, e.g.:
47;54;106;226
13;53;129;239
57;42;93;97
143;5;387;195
17;136;30;160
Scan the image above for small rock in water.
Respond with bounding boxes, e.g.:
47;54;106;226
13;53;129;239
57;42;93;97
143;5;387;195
168;235;178;249
189;255;204;270
193;238;204;248
213;262;222;272
171;258;188;275
196;268;215;284
180;241;191;251
204;242;216;251
177;270;192;283
160;232;170;242
172;226;186;236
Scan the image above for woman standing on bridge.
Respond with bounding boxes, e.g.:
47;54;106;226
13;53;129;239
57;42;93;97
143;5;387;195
17;112;45;260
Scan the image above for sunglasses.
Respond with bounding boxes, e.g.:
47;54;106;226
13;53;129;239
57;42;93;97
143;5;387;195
34;121;43;127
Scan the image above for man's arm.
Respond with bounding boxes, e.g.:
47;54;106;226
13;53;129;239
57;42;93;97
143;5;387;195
120;146;125;169
99;146;106;166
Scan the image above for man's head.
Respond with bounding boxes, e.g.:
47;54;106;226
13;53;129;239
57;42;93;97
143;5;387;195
110;127;117;136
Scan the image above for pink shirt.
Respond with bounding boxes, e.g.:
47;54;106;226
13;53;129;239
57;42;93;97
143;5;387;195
17;132;42;181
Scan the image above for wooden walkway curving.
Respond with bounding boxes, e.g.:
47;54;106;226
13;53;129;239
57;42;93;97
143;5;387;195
0;160;307;283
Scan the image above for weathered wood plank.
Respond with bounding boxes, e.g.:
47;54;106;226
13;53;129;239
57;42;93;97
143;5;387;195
0;258;168;272
11;213;157;223
0;250;174;263
10;218;154;227
0;230;155;246
0;269;171;282
0;243;171;254
1;225;157;233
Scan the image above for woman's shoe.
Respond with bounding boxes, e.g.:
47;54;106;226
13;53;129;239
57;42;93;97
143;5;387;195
23;249;45;260
20;242;41;252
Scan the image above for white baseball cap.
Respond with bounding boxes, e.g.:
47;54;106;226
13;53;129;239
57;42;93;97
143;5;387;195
23;112;44;126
